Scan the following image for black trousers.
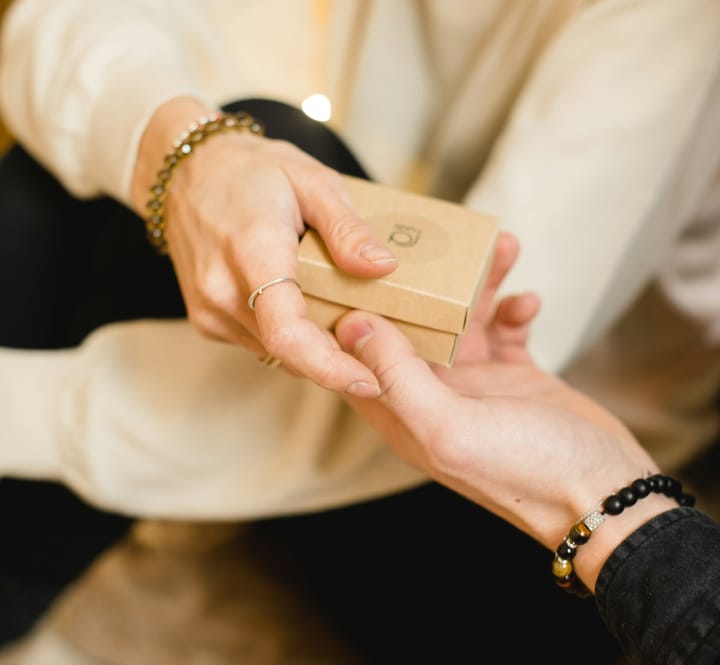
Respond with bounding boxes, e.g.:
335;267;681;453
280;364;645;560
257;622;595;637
0;100;621;663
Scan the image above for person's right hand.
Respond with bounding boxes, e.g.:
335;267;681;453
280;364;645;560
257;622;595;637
130;97;399;396
334;305;677;590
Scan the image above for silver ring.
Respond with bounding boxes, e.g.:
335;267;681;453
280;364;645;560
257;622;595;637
260;353;282;368
247;277;301;311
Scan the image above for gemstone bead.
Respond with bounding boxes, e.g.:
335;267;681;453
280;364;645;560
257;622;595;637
552;556;572;578
631;478;650;498
665;477;681;498
557;540;576;560
569;521;592;544
553;473;694;598
650;474;667;493
603;494;625;515
619;486;638;507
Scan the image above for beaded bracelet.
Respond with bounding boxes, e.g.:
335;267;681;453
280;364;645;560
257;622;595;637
551;473;695;597
145;111;265;255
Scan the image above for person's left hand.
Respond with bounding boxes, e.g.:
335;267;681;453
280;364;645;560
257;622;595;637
333;276;656;553
449;230;539;366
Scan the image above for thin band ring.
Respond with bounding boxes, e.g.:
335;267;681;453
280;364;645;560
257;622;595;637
260;353;282;368
247;277;301;311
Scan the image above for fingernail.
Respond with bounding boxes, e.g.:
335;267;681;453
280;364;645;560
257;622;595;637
351;325;374;353
359;243;397;265
338;319;375;354
346;381;382;398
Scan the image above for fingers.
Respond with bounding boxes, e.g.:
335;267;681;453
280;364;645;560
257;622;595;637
467;231;519;327
162;135;402;393
335;310;453;417
454;292;540;365
172;152;386;394
485;231;520;292
488;293;540;362
484;290;540;340
288;169;399;278
248;281;383;395
494;291;541;328
234;161;400;391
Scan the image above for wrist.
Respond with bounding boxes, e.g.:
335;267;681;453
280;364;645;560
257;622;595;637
552;473;695;596
138;107;265;255
129;96;218;215
572;493;679;592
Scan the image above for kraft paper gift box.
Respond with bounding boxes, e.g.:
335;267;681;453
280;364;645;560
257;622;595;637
298;176;500;366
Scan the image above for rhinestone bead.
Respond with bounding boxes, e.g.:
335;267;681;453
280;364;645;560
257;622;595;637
553;473;695;599
582;510;606;531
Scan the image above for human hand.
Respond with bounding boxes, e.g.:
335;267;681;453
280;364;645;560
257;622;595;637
131;97;398;396
451;231;539;366
334;300;662;556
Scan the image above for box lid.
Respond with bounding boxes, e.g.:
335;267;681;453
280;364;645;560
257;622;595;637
297;176;499;334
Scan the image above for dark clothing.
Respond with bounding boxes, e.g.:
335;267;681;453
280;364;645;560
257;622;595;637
597;507;720;665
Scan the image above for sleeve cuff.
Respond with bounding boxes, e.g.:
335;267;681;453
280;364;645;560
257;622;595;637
0;346;73;480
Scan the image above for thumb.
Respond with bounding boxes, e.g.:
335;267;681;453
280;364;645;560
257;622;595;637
335;310;451;416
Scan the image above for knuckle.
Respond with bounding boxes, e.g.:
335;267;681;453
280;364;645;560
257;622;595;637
187;309;221;339
319;167;344;189
328;211;369;246
262;322;300;357
316;168;350;203
311;362;337;390
200;287;232;314
373;359;399;389
195;264;238;311
270;138;305;159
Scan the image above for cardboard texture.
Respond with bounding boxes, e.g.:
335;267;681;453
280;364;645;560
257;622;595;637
299;176;500;366
304;295;459;366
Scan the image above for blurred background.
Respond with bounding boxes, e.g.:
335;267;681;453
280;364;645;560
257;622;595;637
0;0;11;153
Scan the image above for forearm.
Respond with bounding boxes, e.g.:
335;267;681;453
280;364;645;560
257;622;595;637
464;0;720;373
0;319;424;518
0;0;211;204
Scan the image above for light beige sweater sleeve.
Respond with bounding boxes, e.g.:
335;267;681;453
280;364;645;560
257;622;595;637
0;0;215;204
2;0;719;516
0;0;322;205
463;0;720;373
0;0;427;517
0;320;426;517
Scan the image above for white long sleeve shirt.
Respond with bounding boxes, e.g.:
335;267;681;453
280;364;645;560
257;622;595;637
1;0;720;516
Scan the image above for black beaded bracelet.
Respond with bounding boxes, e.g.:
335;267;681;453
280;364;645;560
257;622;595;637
551;473;695;597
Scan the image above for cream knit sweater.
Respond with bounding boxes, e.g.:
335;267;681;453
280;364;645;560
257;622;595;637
1;0;719;517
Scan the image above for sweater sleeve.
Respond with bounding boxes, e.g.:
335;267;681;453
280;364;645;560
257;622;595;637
0;0;219;205
463;0;720;373
0;319;426;518
595;508;720;665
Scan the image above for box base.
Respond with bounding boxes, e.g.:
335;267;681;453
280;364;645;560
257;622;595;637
305;295;459;367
